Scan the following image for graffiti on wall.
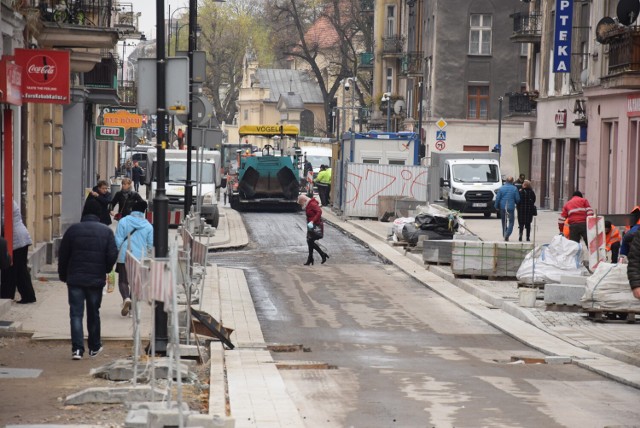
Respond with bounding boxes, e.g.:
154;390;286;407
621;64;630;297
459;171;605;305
344;164;428;217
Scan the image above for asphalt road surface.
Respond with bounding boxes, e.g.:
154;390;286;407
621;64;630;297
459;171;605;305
212;212;640;427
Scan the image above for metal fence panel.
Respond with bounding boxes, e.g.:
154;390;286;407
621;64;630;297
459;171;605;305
343;163;428;217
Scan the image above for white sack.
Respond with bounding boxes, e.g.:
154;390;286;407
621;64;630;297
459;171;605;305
516;235;586;284
392;217;415;240
581;263;640;311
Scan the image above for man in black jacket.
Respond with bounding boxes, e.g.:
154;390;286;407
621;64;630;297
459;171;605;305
628;232;640;300
58;199;118;360
83;180;112;225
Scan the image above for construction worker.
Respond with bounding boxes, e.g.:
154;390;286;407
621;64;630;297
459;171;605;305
605;221;621;263
620;206;640;261
558;190;594;247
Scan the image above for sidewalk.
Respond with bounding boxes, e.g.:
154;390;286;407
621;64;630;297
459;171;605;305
322;208;640;389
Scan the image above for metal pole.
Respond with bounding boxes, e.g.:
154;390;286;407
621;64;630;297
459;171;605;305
168;4;171;55
498;96;503;166
184;0;197;216
350;78;355;162
151;0;169;355
417;80;424;163
387;97;391;131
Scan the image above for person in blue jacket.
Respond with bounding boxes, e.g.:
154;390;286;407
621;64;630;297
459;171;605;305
114;199;153;317
494;176;520;241
58;198;117;360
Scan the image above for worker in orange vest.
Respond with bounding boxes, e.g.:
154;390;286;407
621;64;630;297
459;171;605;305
605;221;621;263
562;219;570;239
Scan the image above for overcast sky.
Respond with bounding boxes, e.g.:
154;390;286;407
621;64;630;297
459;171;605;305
135;0;191;41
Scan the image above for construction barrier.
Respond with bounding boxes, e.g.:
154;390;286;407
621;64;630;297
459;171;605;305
145;209;184;226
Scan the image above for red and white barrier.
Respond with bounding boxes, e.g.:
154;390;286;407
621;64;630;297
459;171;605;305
587;215;606;270
145;209;184;226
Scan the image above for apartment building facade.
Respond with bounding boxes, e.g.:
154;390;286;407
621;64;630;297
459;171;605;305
1;0;131;271
369;0;530;177
516;0;640;214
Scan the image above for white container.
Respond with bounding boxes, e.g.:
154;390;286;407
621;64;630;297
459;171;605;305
519;288;538;308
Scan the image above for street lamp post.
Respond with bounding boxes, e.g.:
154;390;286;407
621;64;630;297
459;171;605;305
168;6;188;55
381;92;392;131
120;41;136;81
151;0;169;355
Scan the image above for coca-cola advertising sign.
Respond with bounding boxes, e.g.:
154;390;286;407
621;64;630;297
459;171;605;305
14;48;70;105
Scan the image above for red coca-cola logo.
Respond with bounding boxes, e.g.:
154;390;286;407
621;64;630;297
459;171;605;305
25;54;58;85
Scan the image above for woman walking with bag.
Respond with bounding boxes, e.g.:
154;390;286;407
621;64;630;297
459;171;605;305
297;194;329;265
517;179;536;242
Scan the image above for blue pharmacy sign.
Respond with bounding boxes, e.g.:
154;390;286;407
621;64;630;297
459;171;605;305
553;0;573;73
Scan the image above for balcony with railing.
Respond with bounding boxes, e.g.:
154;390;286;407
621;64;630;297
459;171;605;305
509;12;542;43
26;0;119;50
601;26;640;89
400;52;422;76
506;91;537;116
118;80;137;106
83;53;120;103
382;35;404;57
84;54;117;89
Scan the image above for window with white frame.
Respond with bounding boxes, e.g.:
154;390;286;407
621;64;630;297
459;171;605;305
386;67;393;93
469;14;492;55
386;5;396;37
520;43;527;57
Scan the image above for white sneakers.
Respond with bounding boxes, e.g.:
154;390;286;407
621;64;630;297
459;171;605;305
121;298;131;316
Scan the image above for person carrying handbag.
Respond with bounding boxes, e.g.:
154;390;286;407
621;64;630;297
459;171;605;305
517;179;536;242
297;194;329;266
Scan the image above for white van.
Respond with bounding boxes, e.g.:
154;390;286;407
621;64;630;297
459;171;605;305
301;146;332;179
146;148;221;227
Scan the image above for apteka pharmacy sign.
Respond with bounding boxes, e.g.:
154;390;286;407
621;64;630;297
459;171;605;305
553;0;573;73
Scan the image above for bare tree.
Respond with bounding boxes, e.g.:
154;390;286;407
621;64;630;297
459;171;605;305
198;0;272;125
265;0;370;136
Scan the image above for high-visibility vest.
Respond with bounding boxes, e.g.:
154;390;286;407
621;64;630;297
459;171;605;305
605;225;621;251
563;219;570;238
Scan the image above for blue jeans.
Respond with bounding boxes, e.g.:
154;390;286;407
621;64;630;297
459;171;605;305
68;285;103;355
500;208;516;240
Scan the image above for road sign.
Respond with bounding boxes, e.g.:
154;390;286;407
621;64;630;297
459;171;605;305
435;140;446;151
436;130;446;140
436;118;447;129
95;126;125;141
104;111;143;129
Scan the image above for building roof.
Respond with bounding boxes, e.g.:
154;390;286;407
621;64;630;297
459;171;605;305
253;69;324;104
278;92;305;110
305;16;340;49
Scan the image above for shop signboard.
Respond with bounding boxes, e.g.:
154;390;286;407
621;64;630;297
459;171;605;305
95;126;125;141
14;48;70;104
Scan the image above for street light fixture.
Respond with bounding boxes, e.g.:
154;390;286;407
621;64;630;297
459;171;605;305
381;92;392;131
120;41;137;82
176;23;201;52
168;6;188;55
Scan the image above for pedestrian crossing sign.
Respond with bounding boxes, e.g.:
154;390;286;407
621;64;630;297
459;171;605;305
436;130;446;140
